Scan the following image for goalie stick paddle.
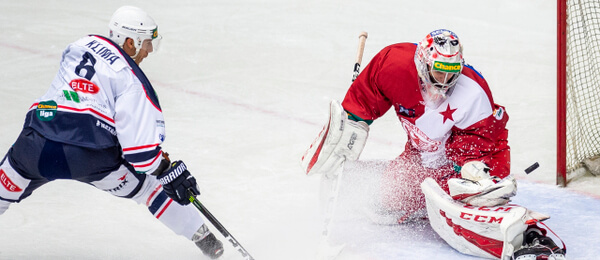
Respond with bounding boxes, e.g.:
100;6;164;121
318;31;369;260
188;191;255;260
317;172;346;260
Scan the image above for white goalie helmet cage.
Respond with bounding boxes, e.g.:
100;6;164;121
108;6;162;53
414;29;464;108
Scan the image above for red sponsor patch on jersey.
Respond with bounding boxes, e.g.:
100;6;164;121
69;78;99;94
0;169;23;192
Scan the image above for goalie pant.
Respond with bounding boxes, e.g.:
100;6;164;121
0;128;204;240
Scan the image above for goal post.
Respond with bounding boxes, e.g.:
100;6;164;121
557;0;600;186
556;0;567;187
557;0;567;187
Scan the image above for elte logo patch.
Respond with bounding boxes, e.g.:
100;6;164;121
70;78;99;94
0;169;22;192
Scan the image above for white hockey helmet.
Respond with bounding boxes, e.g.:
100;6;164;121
414;29;463;108
108;6;161;53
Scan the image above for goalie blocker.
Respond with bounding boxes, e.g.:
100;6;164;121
301;100;369;176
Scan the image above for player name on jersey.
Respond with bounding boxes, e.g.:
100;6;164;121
84;40;121;65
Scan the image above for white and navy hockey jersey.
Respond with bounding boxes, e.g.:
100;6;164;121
24;35;165;174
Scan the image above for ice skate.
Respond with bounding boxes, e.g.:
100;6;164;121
193;224;224;259
512;226;566;260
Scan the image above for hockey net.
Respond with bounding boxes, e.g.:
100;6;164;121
558;0;600;186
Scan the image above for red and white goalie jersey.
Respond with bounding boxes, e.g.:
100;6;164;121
342;42;510;182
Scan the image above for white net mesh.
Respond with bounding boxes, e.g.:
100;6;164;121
566;0;600;174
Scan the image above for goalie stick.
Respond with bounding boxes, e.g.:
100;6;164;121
188;191;255;260
352;32;368;82
317;31;368;260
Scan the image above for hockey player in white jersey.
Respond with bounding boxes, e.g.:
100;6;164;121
0;6;223;259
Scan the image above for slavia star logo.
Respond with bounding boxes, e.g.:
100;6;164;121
440;104;457;123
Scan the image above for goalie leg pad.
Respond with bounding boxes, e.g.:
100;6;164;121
301;100;369;176
421;177;530;259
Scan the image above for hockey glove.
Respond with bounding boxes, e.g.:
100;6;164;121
157;160;200;205
447;161;517;207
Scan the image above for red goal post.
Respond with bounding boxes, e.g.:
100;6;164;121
557;0;566;187
557;0;600;186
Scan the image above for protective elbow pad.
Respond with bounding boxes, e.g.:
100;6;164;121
301;100;369;176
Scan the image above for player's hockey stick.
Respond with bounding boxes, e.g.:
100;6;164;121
188;191;255;260
317;31;369;260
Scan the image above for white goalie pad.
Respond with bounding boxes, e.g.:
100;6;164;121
421;178;548;260
301;100;369;176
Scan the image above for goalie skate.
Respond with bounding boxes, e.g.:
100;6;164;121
512;224;566;260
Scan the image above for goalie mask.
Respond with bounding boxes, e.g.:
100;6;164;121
108;6;162;56
414;29;464;108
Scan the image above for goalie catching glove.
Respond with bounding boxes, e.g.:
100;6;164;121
448;161;517;207
157;160;200;205
300;100;369;176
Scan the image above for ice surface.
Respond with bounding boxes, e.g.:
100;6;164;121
0;0;598;259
